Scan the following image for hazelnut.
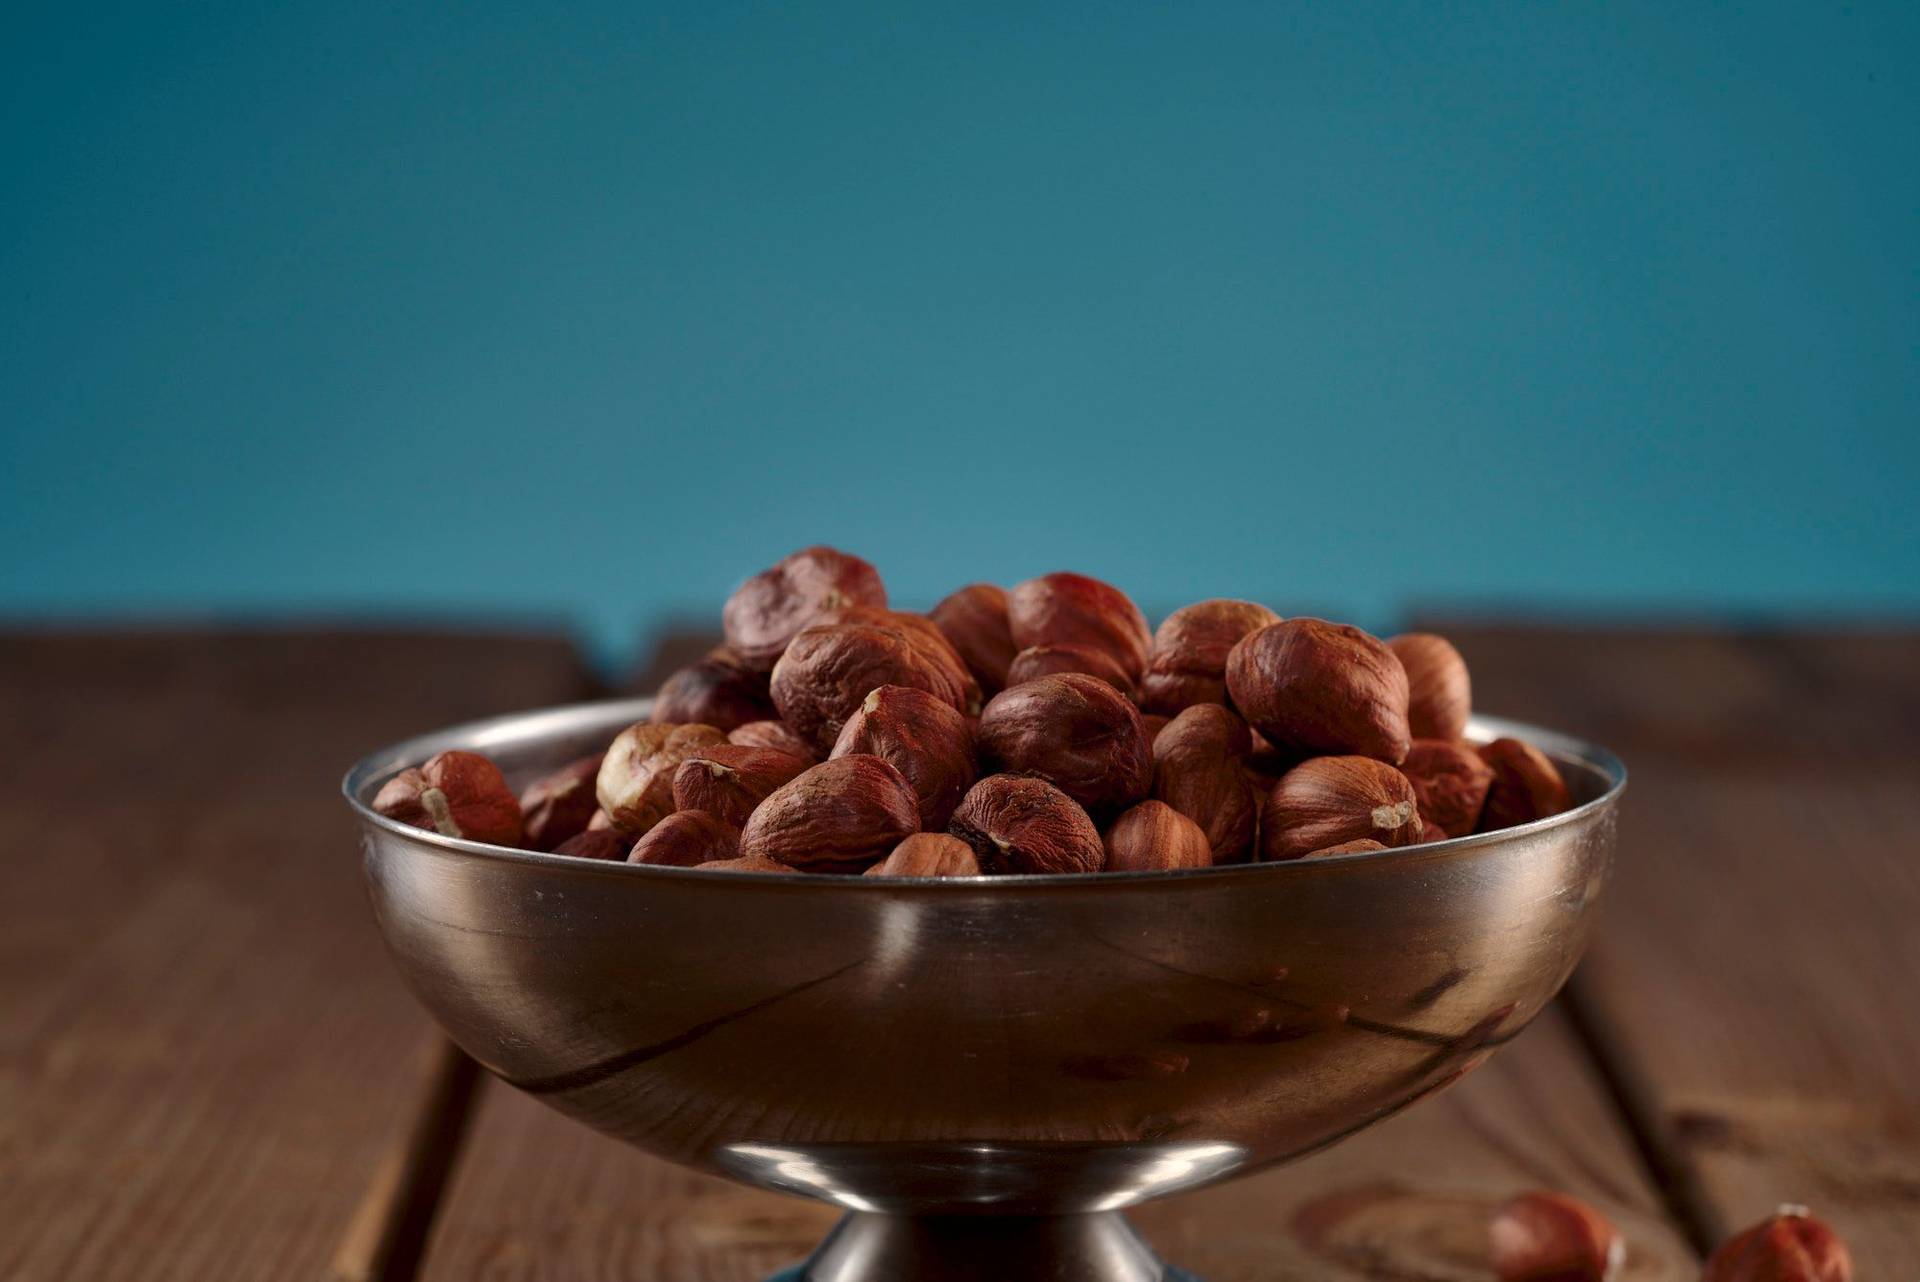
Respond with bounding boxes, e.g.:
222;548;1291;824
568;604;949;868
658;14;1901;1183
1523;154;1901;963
1142;713;1171;746
629;810;741;867
1104;800;1212;872
586;808;617;832
1400;738;1496;837
864;833;982;878
831;685;977;829
1151;706;1258;863
670;744;811;829
1008;572;1152;682
977;673;1152;811
722;546;887;671
1306;838;1388;857
1153;703;1253;760
738;755;920;870
1005;643;1138;699
1703;1205;1851;1282
517;753;604;851
698;853;792;874
1260;756;1422;861
827;605;984;715
929;583;1018;694
948;774;1105;875
550;829;629;861
1420;820;1449;844
596;722;728;836
726;719;820;762
1489;1191;1624;1282
1477;737;1573;831
1226;619;1412;764
1141;599;1282;715
651;648;776;731
374;750;523;847
771;620;972;753
1387;632;1473;741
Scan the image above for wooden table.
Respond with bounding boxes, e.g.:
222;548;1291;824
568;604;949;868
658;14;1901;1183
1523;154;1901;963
3;625;1913;1280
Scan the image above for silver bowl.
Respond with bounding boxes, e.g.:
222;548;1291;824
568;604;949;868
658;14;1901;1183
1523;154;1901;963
344;697;1625;1282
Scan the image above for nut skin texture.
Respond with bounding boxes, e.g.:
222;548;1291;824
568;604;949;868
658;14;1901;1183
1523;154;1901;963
738;755;920;870
863;833;983;878
698;853;792;874
1226;619;1413;764
1477;737;1573;831
1103;800;1213;872
1387;632;1472;741
722;546;888;671
1703;1206;1851;1282
1420;820;1449;844
651;648;777;731
1151;705;1258;864
628;810;741;867
551;829;630;861
670;744;810;829
830;685;977;830
1260;755;1423;862
374;750;523;847
596;722;728;836
1141;599;1282;715
771;620;973;753
1488;1191;1624;1282
1008;572;1153;682
824;605;984;716
948;774;1105;875
1142;714;1171;747
726;719;820;762
518;753;605;851
976;673;1153;812
1400;738;1496;838
929;583;1018;695
1305;838;1388;857
1005;643;1138;699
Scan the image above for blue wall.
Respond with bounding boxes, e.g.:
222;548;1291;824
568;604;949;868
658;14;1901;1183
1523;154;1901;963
4;2;1916;664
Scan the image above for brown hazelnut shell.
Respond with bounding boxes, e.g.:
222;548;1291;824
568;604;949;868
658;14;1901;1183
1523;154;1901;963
1400;738;1496;838
374;750;523;847
771;620;973;753
670;744;811;829
550;829;630;861
738;754;920;869
948;774;1104;875
864;833;983;878
1387;632;1472;741
1226;618;1412;764
1007;572;1152;682
698;853;793;874
629;810;741;867
929;583;1018;695
651;648;777;731
1259;755;1422;861
831;685;977;830
1141;599;1282;715
722;546;887;671
977;672;1152;812
596;722;728;836
1489;1191;1624;1282
518;753;604;851
1103;800;1212;872
726;719;820;762
1476;737;1573;831
1702;1205;1851;1282
1005;643;1138;698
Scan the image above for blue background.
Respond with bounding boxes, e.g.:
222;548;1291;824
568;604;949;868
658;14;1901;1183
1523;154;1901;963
4;2;1916;666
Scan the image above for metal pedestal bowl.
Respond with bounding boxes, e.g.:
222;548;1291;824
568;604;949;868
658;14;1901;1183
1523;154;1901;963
344;697;1625;1282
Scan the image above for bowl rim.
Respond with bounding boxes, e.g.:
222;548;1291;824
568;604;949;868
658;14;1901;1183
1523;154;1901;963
342;695;1626;887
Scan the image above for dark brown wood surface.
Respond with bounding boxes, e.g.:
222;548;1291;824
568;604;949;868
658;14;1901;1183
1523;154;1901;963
0;630;590;1282
3;625;1913;1279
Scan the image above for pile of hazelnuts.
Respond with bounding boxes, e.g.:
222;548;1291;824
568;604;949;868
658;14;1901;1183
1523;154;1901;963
373;546;1576;876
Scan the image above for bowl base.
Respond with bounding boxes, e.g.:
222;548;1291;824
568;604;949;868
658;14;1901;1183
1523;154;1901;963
766;1211;1200;1282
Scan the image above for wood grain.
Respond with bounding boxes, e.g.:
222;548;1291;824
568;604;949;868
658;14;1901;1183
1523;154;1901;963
1432;625;1920;1272
0;630;590;1282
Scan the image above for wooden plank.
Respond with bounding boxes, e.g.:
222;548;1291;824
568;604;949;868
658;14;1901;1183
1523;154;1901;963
415;631;1695;1281
1429;625;1920;1272
0;629;591;1282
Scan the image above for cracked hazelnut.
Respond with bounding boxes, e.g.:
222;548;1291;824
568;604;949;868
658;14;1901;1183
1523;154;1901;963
629;809;741;867
929;583;1018;694
977;672;1152;811
1400;738;1495;838
699;853;792;874
1151;705;1257;863
1226;619;1412;764
670;744;810;828
1104;800;1212;871
1489;1191;1624;1282
374;750;523;847
727;719;820;762
651;647;776;731
1005;643;1138;698
722;546;887;670
738;754;920;870
1260;755;1422;861
948;774;1105;874
1477;737;1572;831
551;829;629;861
831;685;977;830
864;832;982;878
596;722;728;836
1387;632;1473;741
771;620;974;753
1704;1205;1851;1282
518;753;605;851
1008;572;1152;682
1141;599;1282;715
